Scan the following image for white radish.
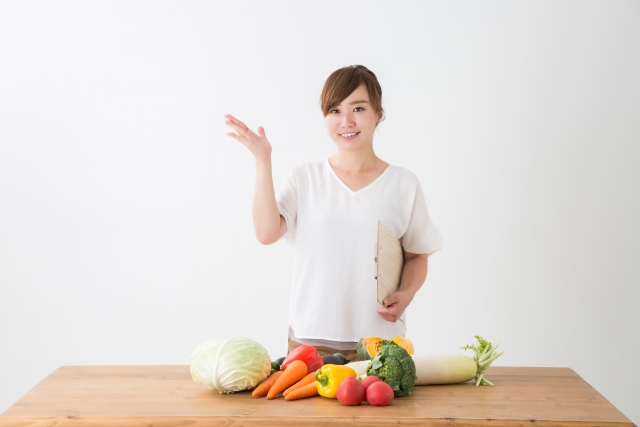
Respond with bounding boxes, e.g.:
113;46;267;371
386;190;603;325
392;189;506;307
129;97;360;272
346;361;369;380
413;354;477;384
413;336;503;386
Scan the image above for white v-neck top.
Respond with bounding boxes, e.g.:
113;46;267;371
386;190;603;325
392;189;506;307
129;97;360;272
276;158;444;343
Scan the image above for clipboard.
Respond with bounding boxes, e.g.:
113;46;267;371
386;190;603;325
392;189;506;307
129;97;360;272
374;221;406;323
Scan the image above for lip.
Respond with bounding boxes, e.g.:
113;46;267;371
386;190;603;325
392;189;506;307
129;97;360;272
339;131;360;140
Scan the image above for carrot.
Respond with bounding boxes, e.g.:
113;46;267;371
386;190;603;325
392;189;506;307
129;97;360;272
284;381;319;401
252;371;283;397
267;360;308;399
283;372;316;397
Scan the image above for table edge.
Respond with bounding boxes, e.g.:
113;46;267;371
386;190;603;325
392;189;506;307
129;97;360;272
0;415;636;427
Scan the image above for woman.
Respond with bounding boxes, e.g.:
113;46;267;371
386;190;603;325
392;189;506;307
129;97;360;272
225;65;443;362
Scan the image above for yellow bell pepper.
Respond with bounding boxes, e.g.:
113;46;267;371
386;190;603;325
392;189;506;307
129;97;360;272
315;364;357;398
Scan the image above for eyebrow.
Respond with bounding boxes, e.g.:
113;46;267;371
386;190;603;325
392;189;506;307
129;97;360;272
349;100;369;105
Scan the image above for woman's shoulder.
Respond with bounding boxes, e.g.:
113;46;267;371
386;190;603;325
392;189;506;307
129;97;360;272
291;158;325;172
291;159;326;178
385;163;421;185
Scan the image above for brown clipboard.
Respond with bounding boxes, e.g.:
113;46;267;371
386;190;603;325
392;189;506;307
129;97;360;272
374;221;406;323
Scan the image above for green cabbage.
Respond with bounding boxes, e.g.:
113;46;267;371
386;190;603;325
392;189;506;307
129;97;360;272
190;337;271;394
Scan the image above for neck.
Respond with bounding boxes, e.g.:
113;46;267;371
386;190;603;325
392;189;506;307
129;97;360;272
331;146;380;173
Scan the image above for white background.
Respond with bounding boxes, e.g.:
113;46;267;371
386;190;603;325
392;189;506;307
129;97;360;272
1;0;638;423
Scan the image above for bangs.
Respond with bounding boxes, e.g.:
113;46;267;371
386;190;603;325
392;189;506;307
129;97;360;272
323;72;363;112
320;65;384;122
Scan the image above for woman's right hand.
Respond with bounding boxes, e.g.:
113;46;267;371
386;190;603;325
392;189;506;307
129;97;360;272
225;114;272;162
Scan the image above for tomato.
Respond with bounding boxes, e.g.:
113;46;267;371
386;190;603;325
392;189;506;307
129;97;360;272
336;377;365;406
365;381;394;406
361;375;383;392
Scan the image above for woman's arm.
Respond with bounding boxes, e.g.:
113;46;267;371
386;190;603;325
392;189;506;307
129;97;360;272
377;250;428;323
253;159;288;244
225;114;287;245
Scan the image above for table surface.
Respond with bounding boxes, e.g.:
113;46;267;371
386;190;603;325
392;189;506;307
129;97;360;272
0;365;635;427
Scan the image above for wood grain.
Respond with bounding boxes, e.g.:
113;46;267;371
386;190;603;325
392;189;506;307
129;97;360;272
1;366;635;426
375;220;405;322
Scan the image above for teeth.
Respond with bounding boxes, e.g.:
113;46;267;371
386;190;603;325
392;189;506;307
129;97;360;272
341;132;358;137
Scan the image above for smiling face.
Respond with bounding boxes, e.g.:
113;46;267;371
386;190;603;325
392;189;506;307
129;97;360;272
324;83;382;152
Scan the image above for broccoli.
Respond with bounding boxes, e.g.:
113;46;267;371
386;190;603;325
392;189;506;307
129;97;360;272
366;342;417;397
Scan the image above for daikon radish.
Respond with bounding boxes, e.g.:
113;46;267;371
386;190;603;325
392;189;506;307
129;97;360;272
346;361;369;380
413;336;503;386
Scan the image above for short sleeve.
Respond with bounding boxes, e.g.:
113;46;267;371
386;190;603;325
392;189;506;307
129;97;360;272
400;180;444;256
276;167;297;247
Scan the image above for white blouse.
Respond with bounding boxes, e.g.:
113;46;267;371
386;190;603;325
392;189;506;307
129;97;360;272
276;158;444;345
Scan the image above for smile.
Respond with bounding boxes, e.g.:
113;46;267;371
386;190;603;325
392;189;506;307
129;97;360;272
339;132;360;139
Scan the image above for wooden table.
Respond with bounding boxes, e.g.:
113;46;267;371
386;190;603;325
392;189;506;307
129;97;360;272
1;366;634;426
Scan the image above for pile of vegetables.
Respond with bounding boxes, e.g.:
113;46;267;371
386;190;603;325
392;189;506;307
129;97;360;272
189;334;503;405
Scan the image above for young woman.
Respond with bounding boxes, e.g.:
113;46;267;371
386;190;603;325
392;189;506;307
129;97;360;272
225;65;443;362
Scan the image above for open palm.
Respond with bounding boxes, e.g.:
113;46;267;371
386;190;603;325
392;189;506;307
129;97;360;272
224;114;272;162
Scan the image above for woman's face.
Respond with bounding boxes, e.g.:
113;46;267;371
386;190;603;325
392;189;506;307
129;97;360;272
325;83;381;152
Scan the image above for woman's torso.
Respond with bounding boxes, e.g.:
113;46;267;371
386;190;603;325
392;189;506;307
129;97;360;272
283;158;431;343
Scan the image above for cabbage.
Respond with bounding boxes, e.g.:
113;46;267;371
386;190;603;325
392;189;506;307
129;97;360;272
190;337;271;394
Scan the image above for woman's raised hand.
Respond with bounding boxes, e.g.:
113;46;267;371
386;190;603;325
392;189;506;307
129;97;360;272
225;114;272;162
225;113;284;245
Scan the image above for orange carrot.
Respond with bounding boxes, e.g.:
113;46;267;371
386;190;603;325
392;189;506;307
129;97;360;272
252;371;283;397
284;381;319;401
267;360;308;399
283;372;316;397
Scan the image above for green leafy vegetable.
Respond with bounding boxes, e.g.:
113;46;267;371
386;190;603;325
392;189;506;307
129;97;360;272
461;335;504;386
365;343;416;397
190;337;271;394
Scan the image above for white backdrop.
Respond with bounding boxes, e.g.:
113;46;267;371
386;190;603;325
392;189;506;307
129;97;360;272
1;0;638;423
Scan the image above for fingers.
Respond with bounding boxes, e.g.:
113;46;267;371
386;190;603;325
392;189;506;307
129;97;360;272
377;305;400;323
225;119;249;136
224;114;250;133
378;293;405;323
377;303;396;314
382;293;400;308
224;115;268;156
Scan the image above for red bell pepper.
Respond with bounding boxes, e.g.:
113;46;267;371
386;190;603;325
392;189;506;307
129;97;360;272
281;344;325;374
306;354;324;373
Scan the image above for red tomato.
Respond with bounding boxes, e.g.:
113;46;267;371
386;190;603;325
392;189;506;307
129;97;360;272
366;381;394;406
336;377;365;406
361;375;383;392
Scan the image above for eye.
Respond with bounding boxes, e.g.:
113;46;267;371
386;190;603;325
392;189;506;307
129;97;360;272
354;107;364;112
330;109;339;114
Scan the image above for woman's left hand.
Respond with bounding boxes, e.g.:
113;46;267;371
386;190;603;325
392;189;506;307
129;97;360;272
377;291;412;323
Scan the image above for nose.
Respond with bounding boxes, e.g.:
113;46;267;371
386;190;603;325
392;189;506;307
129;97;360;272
341;111;355;128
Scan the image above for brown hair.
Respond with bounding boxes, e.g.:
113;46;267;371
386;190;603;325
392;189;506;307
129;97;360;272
320;65;385;125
